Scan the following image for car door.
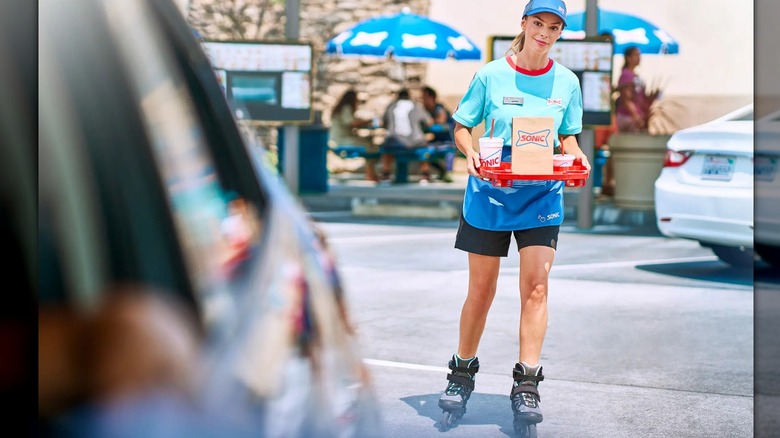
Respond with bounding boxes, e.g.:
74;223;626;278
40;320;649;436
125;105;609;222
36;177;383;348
40;0;379;436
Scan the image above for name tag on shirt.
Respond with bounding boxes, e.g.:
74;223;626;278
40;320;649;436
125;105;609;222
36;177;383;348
503;96;524;105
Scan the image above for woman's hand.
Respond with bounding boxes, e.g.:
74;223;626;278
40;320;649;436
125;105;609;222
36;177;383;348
454;123;481;176
560;134;591;171
574;152;591;171
466;150;482;177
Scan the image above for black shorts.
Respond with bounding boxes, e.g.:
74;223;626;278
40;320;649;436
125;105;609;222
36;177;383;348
454;215;559;257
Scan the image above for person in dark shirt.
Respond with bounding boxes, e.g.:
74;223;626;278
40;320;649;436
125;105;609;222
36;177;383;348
421;86;455;183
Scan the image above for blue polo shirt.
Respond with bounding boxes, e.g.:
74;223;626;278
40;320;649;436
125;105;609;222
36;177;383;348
453;57;583;231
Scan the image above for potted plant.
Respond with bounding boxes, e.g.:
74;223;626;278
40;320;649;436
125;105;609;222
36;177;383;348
608;81;682;210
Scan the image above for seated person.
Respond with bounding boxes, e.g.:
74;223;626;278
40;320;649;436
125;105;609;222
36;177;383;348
380;89;433;184
421;85;455;143
421;85;455;182
328;89;378;181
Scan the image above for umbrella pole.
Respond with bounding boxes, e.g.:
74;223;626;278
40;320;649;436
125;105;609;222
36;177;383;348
387;55;406;83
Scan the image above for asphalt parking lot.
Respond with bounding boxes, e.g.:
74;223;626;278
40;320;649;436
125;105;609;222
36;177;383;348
313;213;756;437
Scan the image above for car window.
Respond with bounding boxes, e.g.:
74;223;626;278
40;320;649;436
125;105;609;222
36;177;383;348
731;110;753;121
102;0;264;322
39;37;110;308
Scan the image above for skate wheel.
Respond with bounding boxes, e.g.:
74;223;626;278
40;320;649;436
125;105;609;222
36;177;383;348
438;411;455;432
514;422;537;438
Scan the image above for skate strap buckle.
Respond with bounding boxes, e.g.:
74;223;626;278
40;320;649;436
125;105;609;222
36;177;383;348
512;369;544;383
446;373;475;390
510;384;540;400
448;359;479;375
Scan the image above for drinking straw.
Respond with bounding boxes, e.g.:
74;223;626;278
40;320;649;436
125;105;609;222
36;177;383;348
489;119;495;138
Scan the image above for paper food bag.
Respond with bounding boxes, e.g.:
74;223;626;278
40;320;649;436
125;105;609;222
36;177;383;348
511;117;554;175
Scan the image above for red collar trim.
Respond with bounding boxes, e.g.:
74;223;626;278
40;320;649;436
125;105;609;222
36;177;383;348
506;56;554;76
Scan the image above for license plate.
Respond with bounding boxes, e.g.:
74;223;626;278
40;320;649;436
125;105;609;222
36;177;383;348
755;155;778;182
701;155;735;181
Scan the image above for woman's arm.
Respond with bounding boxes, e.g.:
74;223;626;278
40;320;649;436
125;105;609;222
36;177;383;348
454;122;481;177
619;86;646;130
559;134;591;170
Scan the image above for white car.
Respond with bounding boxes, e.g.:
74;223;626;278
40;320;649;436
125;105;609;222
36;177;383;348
755;109;780;267
654;104;754;267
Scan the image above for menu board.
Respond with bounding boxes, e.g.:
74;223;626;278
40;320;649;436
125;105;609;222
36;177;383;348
202;41;313;123
488;35;614;127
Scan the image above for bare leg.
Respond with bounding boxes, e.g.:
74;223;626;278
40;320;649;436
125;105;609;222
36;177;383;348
429;160;447;176
364;158;378;181
380;154;394;178
457;253;501;358
517;246;555;364
604;154;615;196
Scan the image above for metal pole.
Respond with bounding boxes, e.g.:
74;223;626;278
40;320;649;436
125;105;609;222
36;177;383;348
283;0;301;194
285;0;300;40
585;0;599;36
576;0;599;229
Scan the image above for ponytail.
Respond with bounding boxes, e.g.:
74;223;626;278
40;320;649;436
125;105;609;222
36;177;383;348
506;31;525;56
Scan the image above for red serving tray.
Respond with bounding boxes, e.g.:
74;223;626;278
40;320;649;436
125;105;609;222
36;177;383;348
478;160;590;188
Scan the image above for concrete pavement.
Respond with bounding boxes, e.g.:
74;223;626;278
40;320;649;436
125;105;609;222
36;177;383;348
314;216;754;437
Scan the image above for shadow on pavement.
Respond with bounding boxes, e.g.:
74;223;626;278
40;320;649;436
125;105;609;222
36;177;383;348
400;393;515;437
635;260;753;287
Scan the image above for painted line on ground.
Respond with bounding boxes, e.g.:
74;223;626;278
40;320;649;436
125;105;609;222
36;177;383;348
363;358;449;373
362;358;752;398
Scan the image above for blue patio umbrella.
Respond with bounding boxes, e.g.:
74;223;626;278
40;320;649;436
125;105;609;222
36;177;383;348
325;7;481;61
562;9;679;55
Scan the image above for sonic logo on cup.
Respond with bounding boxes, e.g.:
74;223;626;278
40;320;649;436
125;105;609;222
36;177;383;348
515;129;551;148
480;149;502;167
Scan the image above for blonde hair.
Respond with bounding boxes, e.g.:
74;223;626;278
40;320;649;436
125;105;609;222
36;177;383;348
505;31;525;56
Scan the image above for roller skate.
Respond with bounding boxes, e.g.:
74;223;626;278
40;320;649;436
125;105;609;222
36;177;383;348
510;361;544;438
437;354;479;431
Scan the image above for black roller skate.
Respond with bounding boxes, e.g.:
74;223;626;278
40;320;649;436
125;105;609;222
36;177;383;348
437;354;479;431
510;361;544;438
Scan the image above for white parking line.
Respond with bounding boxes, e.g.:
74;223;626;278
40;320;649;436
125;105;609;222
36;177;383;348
363;358;449;373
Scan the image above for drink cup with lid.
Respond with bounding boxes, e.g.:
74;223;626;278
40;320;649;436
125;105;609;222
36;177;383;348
479;137;504;168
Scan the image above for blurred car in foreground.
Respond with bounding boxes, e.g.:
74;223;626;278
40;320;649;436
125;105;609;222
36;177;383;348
755;109;780;268
654;104;754;267
38;0;379;436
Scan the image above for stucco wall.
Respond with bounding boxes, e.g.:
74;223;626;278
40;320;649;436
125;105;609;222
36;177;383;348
427;0;754;129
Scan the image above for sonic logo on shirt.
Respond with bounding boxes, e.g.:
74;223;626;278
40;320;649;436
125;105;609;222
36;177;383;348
515;129;551;148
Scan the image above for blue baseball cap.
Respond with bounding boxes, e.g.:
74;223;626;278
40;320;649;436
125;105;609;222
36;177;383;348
523;0;567;27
